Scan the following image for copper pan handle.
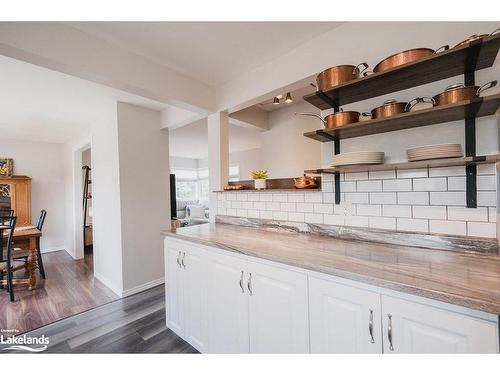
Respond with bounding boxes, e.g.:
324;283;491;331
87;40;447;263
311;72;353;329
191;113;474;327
489;28;500;37
362;70;374;77
295;112;326;125
406;97;435;111
353;62;369;77
434;45;449;54
361;112;372;118
476;80;497;96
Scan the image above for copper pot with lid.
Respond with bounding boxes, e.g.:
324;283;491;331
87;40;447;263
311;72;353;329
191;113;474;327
455;28;500;48
373;45;449;73
363;99;409;119
432;80;497;106
295;110;360;129
316;63;368;92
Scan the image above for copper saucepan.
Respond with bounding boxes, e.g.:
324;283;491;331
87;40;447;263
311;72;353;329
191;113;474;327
432;80;497;106
363;99;408;119
295;110;360;129
373;45;449;73
316;63;368;92
455;28;500;48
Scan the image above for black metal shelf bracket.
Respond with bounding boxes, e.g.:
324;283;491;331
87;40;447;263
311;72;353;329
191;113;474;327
332;104;341;204
464;40;482;208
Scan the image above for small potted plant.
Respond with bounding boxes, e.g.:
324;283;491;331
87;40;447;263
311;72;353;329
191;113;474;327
251;170;268;190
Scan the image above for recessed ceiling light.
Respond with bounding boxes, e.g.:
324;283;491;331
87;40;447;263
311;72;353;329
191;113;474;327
285;92;293;104
273;97;280;105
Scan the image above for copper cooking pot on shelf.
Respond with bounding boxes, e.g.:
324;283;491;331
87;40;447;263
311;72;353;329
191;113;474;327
363;99;409;119
373;45;449;73
295;110;360;129
316;63;368;92
455;28;500;48
432;80;497;106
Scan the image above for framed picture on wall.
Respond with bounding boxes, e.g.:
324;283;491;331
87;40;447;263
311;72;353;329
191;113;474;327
0;158;14;176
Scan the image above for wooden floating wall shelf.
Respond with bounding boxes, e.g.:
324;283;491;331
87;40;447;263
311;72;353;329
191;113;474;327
304;94;500;142
302;33;500;208
304;33;500;110
213;177;322;192
305;154;500;175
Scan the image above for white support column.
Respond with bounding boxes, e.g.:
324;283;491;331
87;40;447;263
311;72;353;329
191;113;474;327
208;111;229;222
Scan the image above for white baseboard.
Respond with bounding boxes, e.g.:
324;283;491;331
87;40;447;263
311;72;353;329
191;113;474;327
40;247;66;254
94;272;123;297
121;277;165;298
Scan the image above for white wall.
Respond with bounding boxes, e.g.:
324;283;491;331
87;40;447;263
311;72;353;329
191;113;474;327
262;101;321;178
0;138;66;252
230;148;262;180
117;102;170;294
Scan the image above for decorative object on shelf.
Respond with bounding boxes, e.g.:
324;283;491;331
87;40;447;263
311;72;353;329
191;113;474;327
407;144;463;162
455;28;500;48
293;175;318;189
331;151;384;167
0;158;13;176
432;81;497;106
223;184;244;191
373;45;449;73
316;63;368;91
251;170;268;190
295;110;361;129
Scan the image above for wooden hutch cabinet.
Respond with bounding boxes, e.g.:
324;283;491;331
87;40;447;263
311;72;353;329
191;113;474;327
0;176;32;226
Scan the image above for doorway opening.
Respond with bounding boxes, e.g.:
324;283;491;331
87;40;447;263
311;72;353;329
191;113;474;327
82;147;93;270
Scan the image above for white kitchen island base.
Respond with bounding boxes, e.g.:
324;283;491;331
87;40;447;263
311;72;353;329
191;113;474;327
164;237;499;354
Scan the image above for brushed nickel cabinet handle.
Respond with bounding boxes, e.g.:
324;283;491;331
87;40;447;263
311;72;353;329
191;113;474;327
369;309;375;344
176;251;181;267
181;252;186;269
247;272;253;296
387;314;394;351
239;270;245;293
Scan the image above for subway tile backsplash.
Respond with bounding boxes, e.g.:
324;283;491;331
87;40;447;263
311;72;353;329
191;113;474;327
216;164;498;238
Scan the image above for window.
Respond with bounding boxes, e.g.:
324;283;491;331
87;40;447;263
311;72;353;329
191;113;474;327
172;167;210;201
229;164;240;182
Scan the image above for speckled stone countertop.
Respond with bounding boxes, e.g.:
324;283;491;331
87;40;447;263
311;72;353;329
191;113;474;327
162;223;500;315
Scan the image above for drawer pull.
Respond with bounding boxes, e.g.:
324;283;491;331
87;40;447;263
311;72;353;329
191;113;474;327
176;251;181;267
239;270;245;293
247;273;253;296
181;252;186;269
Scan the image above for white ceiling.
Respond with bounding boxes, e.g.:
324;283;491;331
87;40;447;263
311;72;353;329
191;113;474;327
0;55;167;143
68;22;341;86
169;118;262;159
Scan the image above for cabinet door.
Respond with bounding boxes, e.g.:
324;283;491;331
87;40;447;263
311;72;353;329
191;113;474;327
164;244;184;337
381;295;499;353
183;247;208;352
247;261;309;353
207;251;249;353
309;277;382;353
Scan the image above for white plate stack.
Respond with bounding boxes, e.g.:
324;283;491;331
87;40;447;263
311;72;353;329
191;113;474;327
331;151;385;167
407;144;463;162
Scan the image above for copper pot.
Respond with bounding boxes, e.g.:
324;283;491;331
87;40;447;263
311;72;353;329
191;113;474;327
432;81;497;106
363;99;409;119
295;111;360;129
373;45;449;73
316;63;368;91
455;28;500;48
294;175;318;189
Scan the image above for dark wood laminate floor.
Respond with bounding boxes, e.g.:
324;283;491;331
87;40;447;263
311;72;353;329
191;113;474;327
25;285;198;353
0;250;118;334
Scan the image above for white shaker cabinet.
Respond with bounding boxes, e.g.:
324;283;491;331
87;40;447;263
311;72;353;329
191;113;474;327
206;251;249;353
247;260;309;353
381;295;499;353
164;240;208;352
309;277;382;353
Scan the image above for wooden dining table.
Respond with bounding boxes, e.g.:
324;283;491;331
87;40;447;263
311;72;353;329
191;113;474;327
1;225;41;290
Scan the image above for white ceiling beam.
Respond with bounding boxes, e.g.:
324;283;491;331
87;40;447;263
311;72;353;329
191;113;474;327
0;22;215;113
229;106;269;132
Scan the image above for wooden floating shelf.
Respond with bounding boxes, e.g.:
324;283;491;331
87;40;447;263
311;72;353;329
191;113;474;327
304;154;500;175
304;94;500;142
304;34;500;110
213;189;321;193
213;177;322;192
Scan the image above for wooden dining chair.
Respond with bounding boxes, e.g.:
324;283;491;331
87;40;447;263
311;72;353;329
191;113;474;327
0;215;18;301
11;210;47;279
